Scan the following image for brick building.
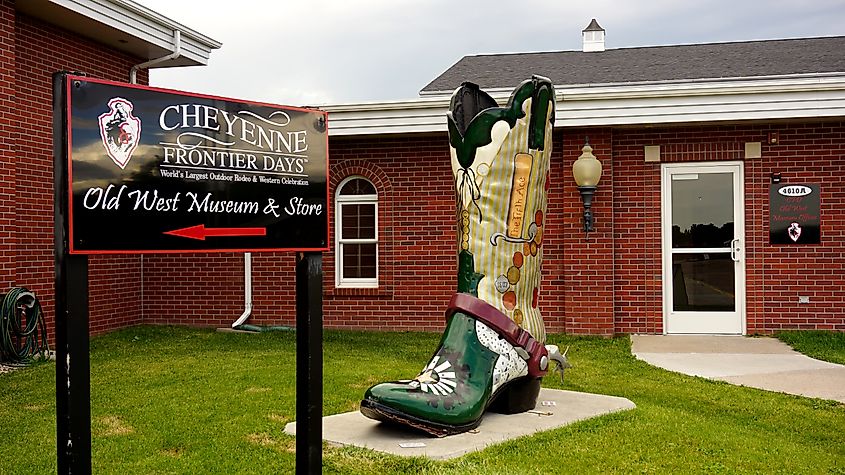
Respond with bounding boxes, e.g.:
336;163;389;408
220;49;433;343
5;4;843;339
2;0;219;335
321;26;845;336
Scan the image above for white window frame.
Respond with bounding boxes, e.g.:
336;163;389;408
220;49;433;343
335;176;379;288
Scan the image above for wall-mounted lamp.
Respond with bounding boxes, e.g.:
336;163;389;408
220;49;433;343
572;137;603;234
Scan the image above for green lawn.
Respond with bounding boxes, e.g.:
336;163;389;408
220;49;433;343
1;326;843;474
777;330;845;365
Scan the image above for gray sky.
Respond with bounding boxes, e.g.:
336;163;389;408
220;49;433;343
137;0;845;106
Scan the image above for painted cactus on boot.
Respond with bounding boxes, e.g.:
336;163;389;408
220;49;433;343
360;77;565;437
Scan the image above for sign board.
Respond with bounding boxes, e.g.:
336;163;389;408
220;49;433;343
55;74;325;474
769;184;820;244
66;76;329;253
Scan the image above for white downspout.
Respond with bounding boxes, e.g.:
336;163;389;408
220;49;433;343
231;253;253;328
130;30;181;84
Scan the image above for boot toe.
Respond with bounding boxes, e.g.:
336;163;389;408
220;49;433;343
362;379;481;427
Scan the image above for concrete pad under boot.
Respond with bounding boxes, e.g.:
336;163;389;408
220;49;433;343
284;388;635;460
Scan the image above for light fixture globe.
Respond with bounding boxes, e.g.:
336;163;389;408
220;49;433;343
572;142;602;187
572;138;602;234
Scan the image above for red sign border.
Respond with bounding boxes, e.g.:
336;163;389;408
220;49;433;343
65;75;330;255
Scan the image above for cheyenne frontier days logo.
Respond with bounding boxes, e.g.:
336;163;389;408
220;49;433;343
98;97;141;169
85;103;320;217
157;104;310;186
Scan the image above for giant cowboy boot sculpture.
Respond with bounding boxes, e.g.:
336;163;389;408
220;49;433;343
360;76;569;437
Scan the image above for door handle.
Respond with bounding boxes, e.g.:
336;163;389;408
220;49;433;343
730;238;740;262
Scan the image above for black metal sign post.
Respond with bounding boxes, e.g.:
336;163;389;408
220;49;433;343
53;74;329;473
295;252;323;474
54;71;93;474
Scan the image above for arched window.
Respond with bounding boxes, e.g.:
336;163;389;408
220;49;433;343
335;176;378;287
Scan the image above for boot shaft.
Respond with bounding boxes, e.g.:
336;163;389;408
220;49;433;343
448;77;555;343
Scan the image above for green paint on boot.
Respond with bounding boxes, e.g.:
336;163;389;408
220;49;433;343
447;76;554;169
362;312;498;427
457;250;484;297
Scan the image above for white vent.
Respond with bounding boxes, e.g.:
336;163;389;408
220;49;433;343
582;19;605;52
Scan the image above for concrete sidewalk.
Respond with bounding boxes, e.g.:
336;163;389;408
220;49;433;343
631;335;845;403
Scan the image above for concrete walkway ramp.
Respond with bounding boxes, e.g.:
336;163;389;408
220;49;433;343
632;335;845;403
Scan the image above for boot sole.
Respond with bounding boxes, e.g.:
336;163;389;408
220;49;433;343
360;398;481;437
360;377;541;438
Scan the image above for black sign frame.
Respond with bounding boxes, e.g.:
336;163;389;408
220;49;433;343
66;75;330;254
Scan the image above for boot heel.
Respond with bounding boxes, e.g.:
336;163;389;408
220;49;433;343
488;377;541;414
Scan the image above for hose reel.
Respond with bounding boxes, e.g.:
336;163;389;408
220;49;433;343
0;287;49;363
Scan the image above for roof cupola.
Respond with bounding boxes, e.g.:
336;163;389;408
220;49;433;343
582;18;605;52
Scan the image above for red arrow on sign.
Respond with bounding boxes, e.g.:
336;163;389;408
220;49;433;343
164;224;267;241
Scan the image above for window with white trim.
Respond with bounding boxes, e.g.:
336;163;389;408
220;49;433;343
335;176;378;288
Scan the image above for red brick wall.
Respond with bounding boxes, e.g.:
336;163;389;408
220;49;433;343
612;127;750;334
561;130;615;335
0;1;16;294
540;131;568;333
142;253;246;328
141;135;454;332
611;122;845;334
320;133;586;335
319;123;845;335
611;130;664;334
11;11;149;336
141;123;843;336
323;134;457;332
755;123;845;331
139;132;585;334
249;252;297;326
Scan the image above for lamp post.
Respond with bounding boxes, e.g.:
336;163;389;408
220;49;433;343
572;137;602;234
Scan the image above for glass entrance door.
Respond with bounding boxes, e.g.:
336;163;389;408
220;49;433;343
662;162;745;334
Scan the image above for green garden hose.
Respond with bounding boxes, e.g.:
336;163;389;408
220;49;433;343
0;288;49;363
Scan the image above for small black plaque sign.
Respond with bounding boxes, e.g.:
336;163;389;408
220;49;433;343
66;76;329;254
769;183;820;244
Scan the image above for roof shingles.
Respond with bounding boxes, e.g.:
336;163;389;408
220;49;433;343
421;37;845;93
